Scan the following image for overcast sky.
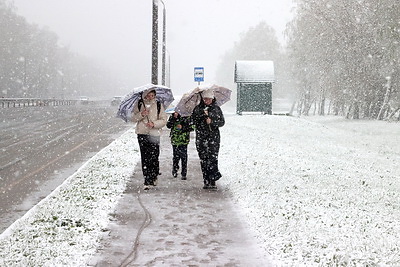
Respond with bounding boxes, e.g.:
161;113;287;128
13;0;295;96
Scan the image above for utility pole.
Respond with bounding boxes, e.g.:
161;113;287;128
23;58;27;88
151;0;158;85
160;0;166;86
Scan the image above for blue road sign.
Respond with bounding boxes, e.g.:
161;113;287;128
194;67;204;82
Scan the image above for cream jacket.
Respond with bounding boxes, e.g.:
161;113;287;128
131;98;167;136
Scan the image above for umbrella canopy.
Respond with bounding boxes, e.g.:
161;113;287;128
165;107;176;114
117;84;174;122
174;84;231;116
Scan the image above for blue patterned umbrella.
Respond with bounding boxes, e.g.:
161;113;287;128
117;84;174;122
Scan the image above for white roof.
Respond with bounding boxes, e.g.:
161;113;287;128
234;60;275;83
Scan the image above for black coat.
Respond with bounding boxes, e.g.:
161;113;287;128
192;99;225;142
192;99;225;182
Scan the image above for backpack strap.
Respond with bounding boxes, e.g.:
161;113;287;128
156;100;161;119
138;98;144;111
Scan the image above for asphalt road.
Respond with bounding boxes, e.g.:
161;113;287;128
0;103;130;233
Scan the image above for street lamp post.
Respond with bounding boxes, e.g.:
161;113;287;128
151;0;158;85
160;0;166;86
167;50;170;87
151;0;167;86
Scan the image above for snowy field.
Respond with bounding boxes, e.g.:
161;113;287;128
0;114;399;266
219;115;400;266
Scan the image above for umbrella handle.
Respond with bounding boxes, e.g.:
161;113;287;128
141;105;150;123
205;116;212;131
204;107;212;131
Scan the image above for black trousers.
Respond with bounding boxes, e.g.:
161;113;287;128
137;134;160;185
172;145;188;177
195;137;221;184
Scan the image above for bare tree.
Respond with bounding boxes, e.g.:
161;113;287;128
286;0;400;119
0;1;122;99
215;22;283;95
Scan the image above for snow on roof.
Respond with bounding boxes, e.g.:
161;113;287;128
234;60;275;83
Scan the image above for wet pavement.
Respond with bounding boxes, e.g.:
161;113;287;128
89;131;272;266
0;104;128;233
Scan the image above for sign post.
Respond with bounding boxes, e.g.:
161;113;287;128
194;67;204;85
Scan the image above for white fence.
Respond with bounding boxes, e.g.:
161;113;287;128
0;98;78;108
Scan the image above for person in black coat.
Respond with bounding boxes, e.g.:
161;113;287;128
191;89;225;189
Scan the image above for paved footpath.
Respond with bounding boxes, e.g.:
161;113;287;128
89;131;272;266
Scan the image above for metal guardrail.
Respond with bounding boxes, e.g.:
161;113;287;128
0;98;78;108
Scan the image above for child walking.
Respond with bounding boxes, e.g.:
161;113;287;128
166;111;193;180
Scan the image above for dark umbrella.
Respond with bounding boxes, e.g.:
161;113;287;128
117;84;174;122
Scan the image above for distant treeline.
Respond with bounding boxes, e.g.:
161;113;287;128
0;0;118;99
286;0;400;120
216;1;400;120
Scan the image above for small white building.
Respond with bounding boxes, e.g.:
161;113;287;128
234;60;275;115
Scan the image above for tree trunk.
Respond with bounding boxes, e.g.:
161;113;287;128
346;104;352;119
319;97;325;115
387;107;400;121
377;81;392;120
327;99;331;115
297;100;303;116
313;101;317;115
353;101;359;119
289;101;296;116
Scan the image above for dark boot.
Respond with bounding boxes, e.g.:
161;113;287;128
210;180;217;190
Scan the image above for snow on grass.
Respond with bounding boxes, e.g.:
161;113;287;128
219;115;400;266
0;128;139;266
1;115;399;266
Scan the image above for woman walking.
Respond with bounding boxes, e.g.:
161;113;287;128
191;89;225;189
131;90;167;190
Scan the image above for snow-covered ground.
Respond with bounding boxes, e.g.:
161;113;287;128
219;115;400;266
0;129;140;266
0;114;399;266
